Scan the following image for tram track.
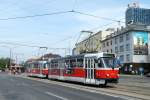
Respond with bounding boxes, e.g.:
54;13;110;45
107;85;150;96
18;75;150;100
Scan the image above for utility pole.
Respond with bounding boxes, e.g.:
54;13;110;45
38;47;48;60
9;48;12;68
81;30;93;53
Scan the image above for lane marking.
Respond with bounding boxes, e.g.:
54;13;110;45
21;76;141;100
45;92;69;100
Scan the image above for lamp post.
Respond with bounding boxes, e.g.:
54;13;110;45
38;46;48;60
80;30;93;53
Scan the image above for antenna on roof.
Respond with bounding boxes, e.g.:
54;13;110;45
128;0;140;8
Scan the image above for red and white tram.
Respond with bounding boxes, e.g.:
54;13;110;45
26;60;49;78
48;52;120;86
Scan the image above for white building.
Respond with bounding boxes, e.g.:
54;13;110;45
73;28;114;55
101;25;150;73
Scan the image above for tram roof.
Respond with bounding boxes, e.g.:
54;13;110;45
84;52;115;58
50;52;115;61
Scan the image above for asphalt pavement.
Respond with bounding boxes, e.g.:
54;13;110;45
0;72;124;100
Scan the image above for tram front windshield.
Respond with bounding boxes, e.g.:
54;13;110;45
98;57;115;68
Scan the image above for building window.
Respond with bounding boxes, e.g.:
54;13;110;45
111;49;113;53
126;33;130;40
126;44;130;51
115;47;118;53
120;55;124;63
120;45;124;52
119;35;123;42
110;40;112;45
115;37;118;44
107;50;109;53
103;43;105;47
126;54;130;62
107;41;109;46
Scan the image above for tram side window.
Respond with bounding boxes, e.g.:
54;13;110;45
38;63;42;68
70;59;76;68
54;63;58;68
76;58;83;67
34;63;38;68
97;59;104;68
43;63;48;69
51;61;55;68
65;60;70;68
59;60;65;68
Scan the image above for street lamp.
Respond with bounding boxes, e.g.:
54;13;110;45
38;46;48;60
80;30;94;53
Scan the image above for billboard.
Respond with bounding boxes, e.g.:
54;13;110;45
133;31;148;55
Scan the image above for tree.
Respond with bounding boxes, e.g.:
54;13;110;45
0;58;10;69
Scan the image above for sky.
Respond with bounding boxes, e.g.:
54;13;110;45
0;0;150;62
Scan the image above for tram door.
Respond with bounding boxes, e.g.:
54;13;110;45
85;57;95;84
39;63;42;75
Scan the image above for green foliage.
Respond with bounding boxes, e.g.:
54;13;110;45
0;58;10;69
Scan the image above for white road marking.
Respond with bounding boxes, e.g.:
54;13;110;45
45;92;69;100
21;77;142;100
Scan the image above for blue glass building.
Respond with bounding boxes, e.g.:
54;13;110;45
126;7;150;26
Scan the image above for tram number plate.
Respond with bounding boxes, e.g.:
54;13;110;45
99;80;105;84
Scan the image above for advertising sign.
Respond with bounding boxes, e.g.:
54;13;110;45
133;31;148;55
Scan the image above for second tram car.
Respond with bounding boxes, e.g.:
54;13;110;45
26;60;49;78
48;52;120;86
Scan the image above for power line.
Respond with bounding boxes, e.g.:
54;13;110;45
75;17;125;45
0;41;43;48
90;18;125;31
71;10;125;23
0;41;69;50
0;8;125;24
90;22;116;31
0;10;72;21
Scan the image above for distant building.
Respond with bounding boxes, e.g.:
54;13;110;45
73;2;150;73
101;24;150;73
126;2;150;26
26;53;61;62
73;29;114;55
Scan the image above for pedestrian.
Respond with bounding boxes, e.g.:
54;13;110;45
139;67;144;76
13;69;16;75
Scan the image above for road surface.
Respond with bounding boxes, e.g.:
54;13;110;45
0;72;124;100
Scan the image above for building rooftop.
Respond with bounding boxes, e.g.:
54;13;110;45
102;24;150;41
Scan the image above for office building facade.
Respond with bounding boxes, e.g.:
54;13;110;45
101;25;150;73
126;6;150;26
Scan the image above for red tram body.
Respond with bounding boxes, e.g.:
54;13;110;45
48;52;119;86
26;52;119;86
26;61;49;78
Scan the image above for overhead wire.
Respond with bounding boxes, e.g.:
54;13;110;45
90;17;125;31
70;10;125;23
75;17;125;45
0;10;72;21
0;41;42;48
0;41;69;51
0;1;127;54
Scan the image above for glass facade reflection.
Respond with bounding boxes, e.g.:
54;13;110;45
126;7;150;26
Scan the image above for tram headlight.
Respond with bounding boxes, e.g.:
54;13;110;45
106;74;110;77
